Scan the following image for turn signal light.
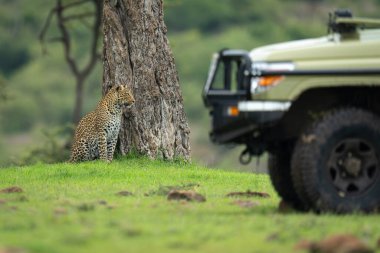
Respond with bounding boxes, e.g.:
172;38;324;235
258;76;284;87
228;106;239;116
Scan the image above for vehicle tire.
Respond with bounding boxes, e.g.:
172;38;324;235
291;108;380;213
268;143;305;210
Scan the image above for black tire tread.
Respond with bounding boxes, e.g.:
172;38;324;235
268;144;305;210
291;107;380;212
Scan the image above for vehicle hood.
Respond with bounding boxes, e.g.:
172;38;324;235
248;35;380;62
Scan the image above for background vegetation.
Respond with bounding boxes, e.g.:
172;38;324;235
1;0;380;169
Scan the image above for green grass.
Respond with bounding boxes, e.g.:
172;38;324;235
0;157;379;253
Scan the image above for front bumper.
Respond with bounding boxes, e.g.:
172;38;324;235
210;101;291;143
238;101;291;112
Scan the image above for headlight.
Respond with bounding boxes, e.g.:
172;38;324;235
250;62;294;93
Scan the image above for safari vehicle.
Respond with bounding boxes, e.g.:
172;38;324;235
203;10;380;213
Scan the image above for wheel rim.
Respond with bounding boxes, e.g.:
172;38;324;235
327;138;379;197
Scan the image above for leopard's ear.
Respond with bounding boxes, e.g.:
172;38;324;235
116;85;122;92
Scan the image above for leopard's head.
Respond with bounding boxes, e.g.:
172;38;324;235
115;85;135;107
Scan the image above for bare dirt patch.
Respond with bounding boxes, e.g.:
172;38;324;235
121;226;143;237
0;186;23;194
294;239;314;251
54;207;68;216
98;200;108;205
266;233;280;242
16;196;28;202
0;247;26;253
145;183;200;196
231;200;259;208
116;191;133;196
76;203;95;212
226;190;270;198
295;234;374;253
167;190;206;202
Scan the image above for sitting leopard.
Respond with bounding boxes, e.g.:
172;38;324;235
69;84;135;163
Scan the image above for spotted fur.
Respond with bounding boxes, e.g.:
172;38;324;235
69;85;135;163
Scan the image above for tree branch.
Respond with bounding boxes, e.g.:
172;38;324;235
39;7;57;54
56;0;80;77
63;12;95;22
82;0;102;78
39;0;103;123
62;0;92;10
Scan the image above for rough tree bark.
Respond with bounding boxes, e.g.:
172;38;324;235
102;0;190;160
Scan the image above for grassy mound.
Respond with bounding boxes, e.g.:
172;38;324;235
0;157;379;253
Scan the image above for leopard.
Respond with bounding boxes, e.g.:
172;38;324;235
69;84;135;163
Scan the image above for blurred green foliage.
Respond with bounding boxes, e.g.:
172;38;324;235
0;0;380;167
0;75;6;102
12;125;73;166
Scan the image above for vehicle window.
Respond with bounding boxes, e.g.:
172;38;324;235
231;61;239;92
211;59;240;91
211;61;224;90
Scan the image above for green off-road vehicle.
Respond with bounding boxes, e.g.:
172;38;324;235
203;10;380;213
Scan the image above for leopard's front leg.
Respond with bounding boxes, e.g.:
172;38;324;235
98;132;109;162
107;136;118;162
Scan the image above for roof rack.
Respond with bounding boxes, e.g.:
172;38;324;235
335;17;380;28
328;10;380;35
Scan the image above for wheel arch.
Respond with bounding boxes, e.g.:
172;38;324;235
274;86;380;140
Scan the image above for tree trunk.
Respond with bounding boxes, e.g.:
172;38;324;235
102;0;190;160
